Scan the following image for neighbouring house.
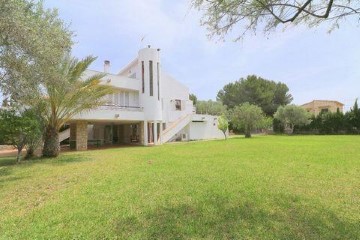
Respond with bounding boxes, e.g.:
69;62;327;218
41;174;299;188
301;100;344;116
63;46;226;150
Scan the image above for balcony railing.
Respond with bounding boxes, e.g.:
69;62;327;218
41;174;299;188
99;104;143;111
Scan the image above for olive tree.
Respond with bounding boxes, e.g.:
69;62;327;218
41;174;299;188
274;104;311;133
218;114;229;139
0;0;73;104
0;108;42;163
230;102;268;138
192;0;360;40
0;1;115;158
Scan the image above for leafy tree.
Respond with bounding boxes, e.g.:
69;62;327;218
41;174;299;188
1;96;10;107
196;100;227;115
347;99;360;131
217;75;292;116
273;118;285;133
295;109;359;135
217;114;229;139
320;110;346;134
0;1;114;158
25;107;45;159
230;102;267;138
274;104;311;134
41;55;115;157
293;100;360;135
0;108;42;163
0;0;73;103
261;116;275;131
189;93;198;105
192;0;360;40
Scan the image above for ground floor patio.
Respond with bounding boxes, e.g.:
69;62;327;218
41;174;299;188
67;120;164;150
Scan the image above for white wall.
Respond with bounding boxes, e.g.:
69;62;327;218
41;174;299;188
189;114;227;140
73;108;144;121
83;70;140;91
117;58;138;78
161;72;192;123
138;47;162;121
161;73;189;100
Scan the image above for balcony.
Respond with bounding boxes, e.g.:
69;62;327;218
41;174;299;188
99;104;143;112
72;104;144;122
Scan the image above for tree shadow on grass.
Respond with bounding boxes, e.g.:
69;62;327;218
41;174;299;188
0;165;14;182
0;154;92;188
0;153;92;168
0;159;26;186
0;157;17;167
48;154;92;166
113;194;358;239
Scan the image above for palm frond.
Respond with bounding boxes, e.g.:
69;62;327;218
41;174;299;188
42;54;116;129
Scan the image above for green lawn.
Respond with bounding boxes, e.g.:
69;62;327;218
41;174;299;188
0;136;359;239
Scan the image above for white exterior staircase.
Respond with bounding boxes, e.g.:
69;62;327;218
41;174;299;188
59;128;70;143
161;114;192;143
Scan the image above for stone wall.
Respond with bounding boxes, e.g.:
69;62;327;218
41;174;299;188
70;121;88;150
76;121;88;151
301;100;344;116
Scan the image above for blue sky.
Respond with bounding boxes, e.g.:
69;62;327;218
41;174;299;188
39;0;360;110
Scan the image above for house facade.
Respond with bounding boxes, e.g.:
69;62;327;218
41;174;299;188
64;46;226;150
301;100;344;116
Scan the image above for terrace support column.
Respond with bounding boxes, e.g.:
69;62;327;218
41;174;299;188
69;123;76;150
158;122;163;144
75;121;88;151
139;122;143;144
143;121;148;146
154;121;158;145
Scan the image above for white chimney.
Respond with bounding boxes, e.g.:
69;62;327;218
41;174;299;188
104;60;110;73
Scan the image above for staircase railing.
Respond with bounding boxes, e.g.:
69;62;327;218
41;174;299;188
161;114;191;143
59;128;70;143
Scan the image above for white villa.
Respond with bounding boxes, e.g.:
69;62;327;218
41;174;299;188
63;46;226;150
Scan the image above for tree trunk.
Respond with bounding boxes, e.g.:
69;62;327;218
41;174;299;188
223;131;227;140
25;147;34;159
42;125;60;157
245;127;251;138
290;124;294;134
16;148;22;163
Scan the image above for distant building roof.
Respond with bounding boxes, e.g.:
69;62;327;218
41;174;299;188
301;100;344;107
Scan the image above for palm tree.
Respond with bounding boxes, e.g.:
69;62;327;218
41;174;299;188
41;55;115;157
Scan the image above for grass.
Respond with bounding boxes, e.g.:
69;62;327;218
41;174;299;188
0;135;359;239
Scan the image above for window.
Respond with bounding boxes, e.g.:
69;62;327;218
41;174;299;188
107;94;114;105
175;99;181;111
321;108;329;113
157;62;160;100
114;92;120;106
129;72;136;79
133;92;139;106
125;92;129;107
119;92;124;106
149;61;153;96
141;61;145;93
